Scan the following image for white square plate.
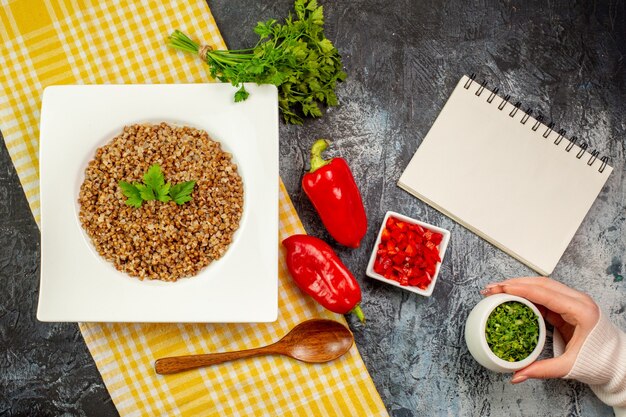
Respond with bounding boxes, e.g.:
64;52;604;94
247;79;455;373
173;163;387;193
37;83;279;323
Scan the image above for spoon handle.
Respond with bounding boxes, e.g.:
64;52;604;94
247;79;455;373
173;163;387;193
155;345;275;374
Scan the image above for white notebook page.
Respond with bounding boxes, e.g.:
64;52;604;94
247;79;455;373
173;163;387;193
398;75;613;275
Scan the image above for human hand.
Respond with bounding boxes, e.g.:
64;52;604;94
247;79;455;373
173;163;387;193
481;277;600;384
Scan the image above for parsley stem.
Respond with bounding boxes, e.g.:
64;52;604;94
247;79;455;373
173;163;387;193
208;55;248;66
168;30;199;54
210;48;255;54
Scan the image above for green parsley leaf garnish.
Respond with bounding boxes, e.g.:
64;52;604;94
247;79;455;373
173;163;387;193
234;85;250;103
169;180;196;205
118;164;195;208
119;181;143;208
142;164;172;202
135;183;154;201
485;301;539;362
167;0;346;125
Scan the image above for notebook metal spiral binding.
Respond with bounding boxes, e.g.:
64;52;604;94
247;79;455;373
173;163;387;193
463;73;609;173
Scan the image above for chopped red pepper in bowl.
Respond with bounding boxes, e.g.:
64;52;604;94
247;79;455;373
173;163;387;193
365;211;450;296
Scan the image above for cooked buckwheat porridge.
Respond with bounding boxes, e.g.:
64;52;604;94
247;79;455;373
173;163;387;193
78;123;243;281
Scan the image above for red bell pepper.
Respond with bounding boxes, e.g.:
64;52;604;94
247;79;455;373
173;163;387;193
302;139;367;248
282;234;365;322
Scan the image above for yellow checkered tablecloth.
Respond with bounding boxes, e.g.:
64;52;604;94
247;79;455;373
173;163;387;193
0;0;388;415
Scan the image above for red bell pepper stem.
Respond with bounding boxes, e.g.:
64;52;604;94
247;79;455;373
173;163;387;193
350;305;365;323
309;139;331;172
302;140;368;248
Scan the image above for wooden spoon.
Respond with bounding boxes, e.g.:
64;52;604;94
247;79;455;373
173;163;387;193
154;319;354;375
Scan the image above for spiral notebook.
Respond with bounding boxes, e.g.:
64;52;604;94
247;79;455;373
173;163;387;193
398;74;613;275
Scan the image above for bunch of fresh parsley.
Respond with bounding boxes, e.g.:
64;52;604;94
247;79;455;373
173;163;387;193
485;301;540;362
167;0;346;125
119;164;196;208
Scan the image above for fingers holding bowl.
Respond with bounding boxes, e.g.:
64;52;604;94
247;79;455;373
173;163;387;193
481;278;600;328
511;354;575;383
485;282;580;318
490;277;590;301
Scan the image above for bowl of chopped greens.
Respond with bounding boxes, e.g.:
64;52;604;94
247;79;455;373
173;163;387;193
465;294;546;373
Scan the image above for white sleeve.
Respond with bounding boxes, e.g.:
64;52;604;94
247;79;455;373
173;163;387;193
553;311;626;413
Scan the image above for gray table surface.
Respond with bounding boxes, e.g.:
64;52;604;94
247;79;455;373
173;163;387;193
1;0;625;416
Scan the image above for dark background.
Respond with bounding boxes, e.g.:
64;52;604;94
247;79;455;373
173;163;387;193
1;0;625;416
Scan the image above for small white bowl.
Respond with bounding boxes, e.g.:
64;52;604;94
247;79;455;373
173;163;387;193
465;294;546;373
365;211;451;297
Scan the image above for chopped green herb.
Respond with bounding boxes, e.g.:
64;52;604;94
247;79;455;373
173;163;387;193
485;301;539;362
167;0;346;125
118;164;196;207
